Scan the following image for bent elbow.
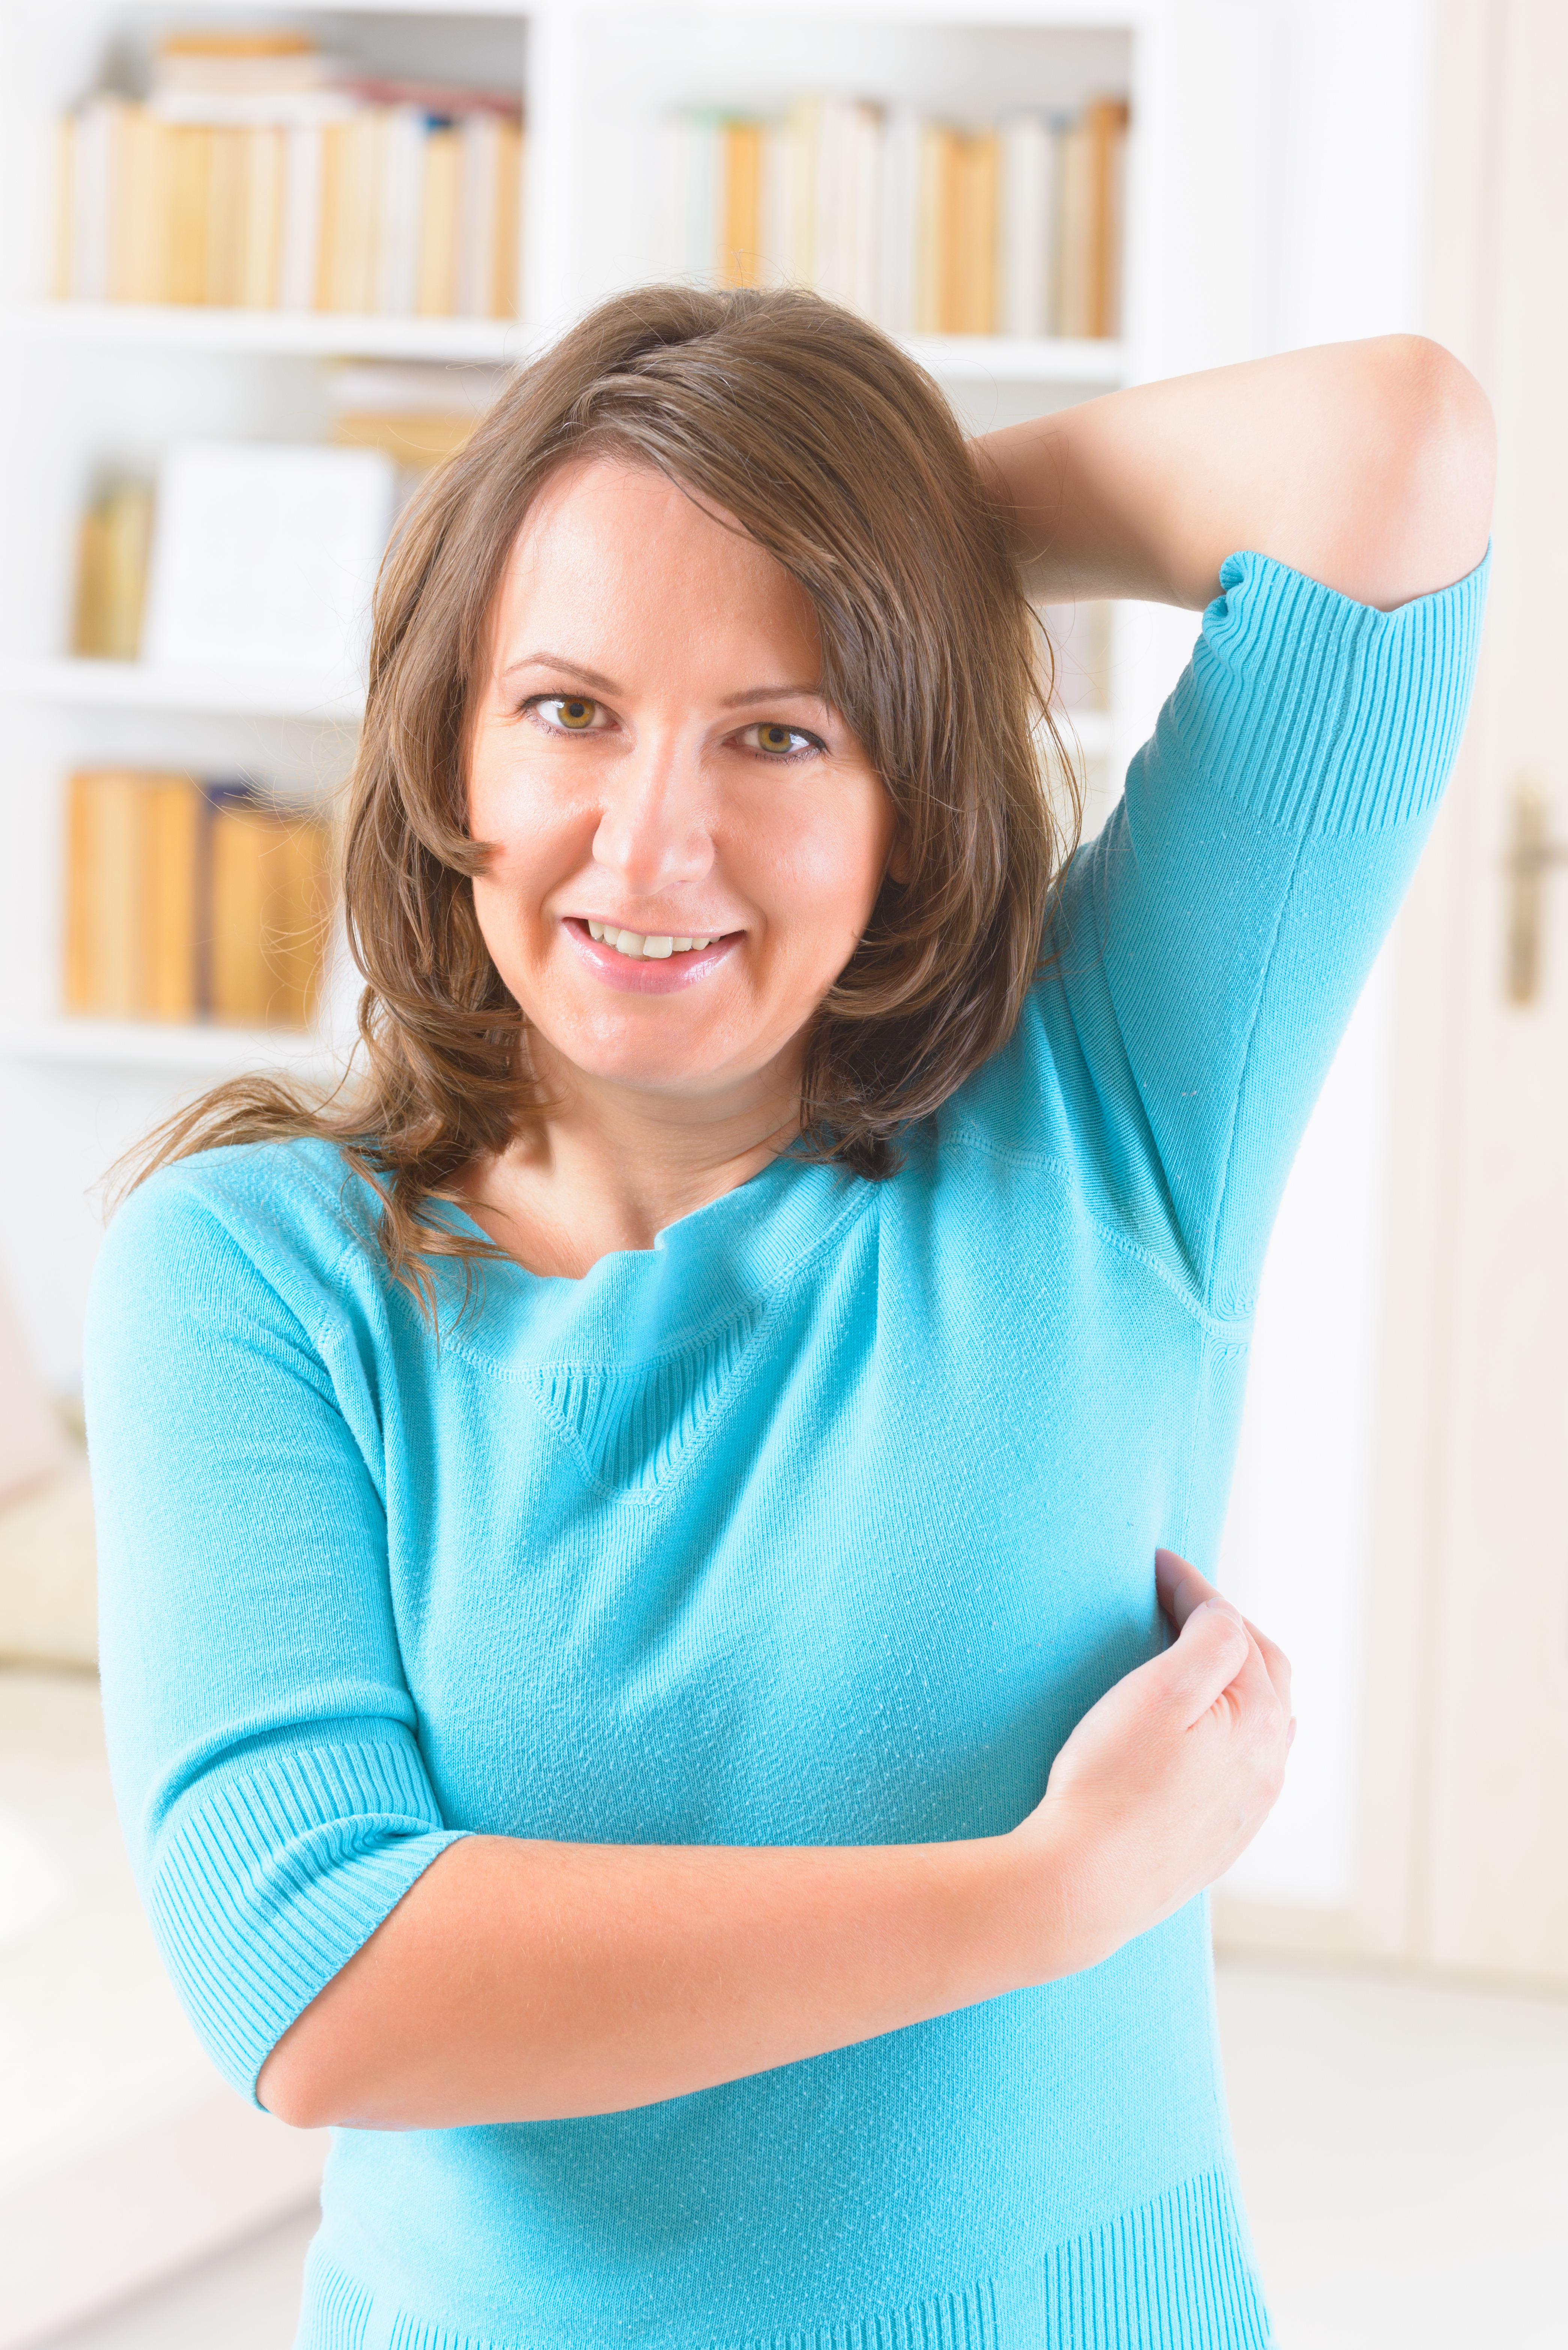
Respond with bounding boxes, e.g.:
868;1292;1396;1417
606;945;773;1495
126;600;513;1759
257;2040;334;2132
1364;335;1496;596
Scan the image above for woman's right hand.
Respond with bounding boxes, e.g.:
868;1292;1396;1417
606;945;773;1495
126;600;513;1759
1009;1549;1294;1969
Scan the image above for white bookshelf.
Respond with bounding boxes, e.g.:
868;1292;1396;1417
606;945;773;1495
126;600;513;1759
0;1015;346;1078
0;0;1312;1409
0;656;365;720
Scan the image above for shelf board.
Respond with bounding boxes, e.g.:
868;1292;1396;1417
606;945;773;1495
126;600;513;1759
0;658;364;720
901;334;1124;384
0;1016;344;1077
0;301;534;363
0;302;1122;384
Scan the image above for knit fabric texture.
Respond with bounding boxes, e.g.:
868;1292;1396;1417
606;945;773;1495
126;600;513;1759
86;550;1487;2350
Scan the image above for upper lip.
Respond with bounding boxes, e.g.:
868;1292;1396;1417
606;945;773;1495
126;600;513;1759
574;915;736;935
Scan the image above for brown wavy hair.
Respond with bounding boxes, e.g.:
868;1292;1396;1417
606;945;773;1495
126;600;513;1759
127;284;1080;1301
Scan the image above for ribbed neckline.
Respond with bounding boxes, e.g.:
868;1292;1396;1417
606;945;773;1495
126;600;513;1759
426;1146;873;1370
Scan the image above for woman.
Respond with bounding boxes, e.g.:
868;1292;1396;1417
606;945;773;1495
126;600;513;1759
88;287;1491;2348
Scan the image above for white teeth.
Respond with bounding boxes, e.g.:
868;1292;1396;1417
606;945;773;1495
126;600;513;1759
585;922;721;958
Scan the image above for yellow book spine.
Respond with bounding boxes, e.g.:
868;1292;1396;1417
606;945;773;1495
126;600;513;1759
99;483;154;660
209;801;271;1024
64;771;144;1017
950;132;999;336
70;503;107;658
204;127;243;306
492;120;523;318
266;814;332;1027
140;777;201;1020
915;125;953;334
721;121;764;289
416;126;462;316
165;127;212;305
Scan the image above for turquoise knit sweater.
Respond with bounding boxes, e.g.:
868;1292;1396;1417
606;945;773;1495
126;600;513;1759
87;550;1485;2350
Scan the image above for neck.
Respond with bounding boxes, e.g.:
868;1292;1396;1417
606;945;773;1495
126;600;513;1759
459;1056;802;1280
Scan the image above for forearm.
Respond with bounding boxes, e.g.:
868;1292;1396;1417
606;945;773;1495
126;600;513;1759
257;1825;1082;2131
975;334;1494;613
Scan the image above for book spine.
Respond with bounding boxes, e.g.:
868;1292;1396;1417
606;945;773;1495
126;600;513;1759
721;119;764;289
270;814;332;1027
999;115;1050;339
205;126;244;306
492;118;523;318
374;105;424;315
64;772;143;1016
206;788;269;1024
915;123;951;334
951;131;999;336
456;111;500;318
69;98;119;301
237;125;286;308
278;125;324;309
165;126;213;306
875;105;919;333
1056;115;1093;339
785;99;817;289
416;124;462;316
846;102;881;321
141;778;201;1020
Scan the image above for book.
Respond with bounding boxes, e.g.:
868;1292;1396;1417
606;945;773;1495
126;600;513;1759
1000;116;1056;339
54;64;525;321
661;89;1128;342
947;131;999;334
64;770;200;1020
63;768;331;1029
206;789;331;1026
327;360;506;474
71;481;155;660
720;119;765;289
416;125;463;316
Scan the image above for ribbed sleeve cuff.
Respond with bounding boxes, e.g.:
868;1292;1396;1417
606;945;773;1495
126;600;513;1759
145;1738;467;2102
1173;545;1489;836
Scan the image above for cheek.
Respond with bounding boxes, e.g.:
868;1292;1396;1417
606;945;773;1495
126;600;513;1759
764;788;894;934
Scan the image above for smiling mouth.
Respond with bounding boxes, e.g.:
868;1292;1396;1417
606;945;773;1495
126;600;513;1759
583;919;731;961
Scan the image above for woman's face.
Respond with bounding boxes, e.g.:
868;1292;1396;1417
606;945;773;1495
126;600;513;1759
467;456;897;1114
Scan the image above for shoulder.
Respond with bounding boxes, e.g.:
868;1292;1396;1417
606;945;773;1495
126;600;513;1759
90;1136;383;1336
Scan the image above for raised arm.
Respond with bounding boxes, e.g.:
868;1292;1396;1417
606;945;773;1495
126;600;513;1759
976;334;1493;612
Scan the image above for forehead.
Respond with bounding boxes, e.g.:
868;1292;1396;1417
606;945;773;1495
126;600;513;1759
492;454;819;659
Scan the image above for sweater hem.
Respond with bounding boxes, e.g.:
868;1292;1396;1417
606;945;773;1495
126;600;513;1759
294;2165;1273;2350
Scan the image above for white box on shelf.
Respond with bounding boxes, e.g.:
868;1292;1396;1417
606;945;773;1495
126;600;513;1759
141;443;397;698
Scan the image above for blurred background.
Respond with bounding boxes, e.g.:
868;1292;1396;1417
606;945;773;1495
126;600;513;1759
0;3;1563;2345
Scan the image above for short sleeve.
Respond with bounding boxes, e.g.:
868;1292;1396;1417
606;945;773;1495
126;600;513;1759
84;1165;466;2103
1044;548;1487;1315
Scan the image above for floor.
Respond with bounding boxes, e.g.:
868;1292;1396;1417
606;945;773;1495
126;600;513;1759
27;1954;1568;2350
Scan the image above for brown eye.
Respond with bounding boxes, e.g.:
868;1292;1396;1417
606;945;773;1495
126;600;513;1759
551;696;598;731
747;721;817;757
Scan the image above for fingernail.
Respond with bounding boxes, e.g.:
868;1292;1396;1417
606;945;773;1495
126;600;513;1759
1200;1597;1245;1627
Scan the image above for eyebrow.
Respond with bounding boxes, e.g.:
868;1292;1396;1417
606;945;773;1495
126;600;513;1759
500;652;826;711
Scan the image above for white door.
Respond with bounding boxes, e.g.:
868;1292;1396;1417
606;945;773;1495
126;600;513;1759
1411;0;1568;1981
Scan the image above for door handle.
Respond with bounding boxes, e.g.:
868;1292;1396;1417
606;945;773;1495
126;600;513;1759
1506;778;1568;1004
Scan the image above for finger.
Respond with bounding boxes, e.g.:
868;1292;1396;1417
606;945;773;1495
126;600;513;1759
1155;1547;1220;1631
1243;1617;1293;1719
1161;1595;1250;1725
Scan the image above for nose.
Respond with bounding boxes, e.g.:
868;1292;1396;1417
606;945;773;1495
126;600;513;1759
591;729;715;898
